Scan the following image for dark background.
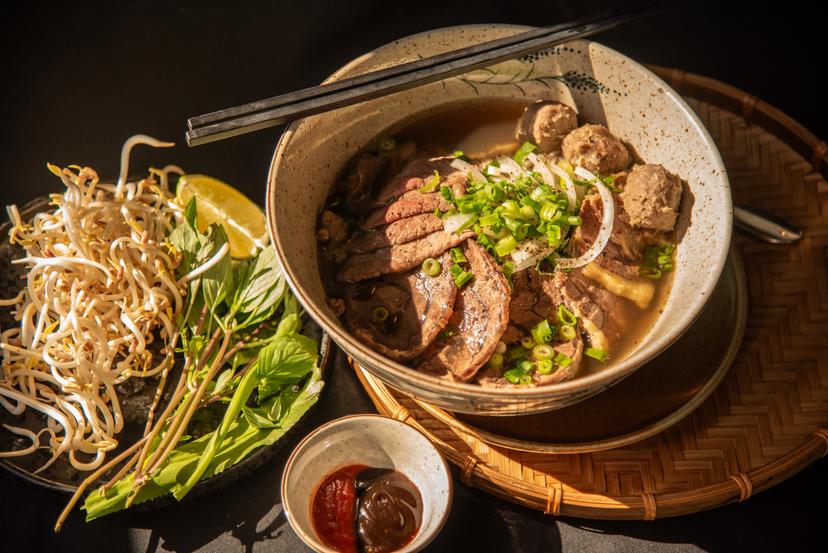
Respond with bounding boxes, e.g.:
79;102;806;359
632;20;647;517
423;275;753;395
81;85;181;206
1;1;827;551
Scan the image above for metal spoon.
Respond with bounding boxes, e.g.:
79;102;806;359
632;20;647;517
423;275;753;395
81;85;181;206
733;205;803;244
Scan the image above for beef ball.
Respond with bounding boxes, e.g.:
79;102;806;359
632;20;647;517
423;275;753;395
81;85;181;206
515;100;578;153
620;164;682;231
562;124;631;174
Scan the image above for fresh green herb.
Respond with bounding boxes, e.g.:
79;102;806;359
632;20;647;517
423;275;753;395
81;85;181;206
452;150;469;161
422;257;442;277
532;344;554;360
557;304;577;327
520;336;536;349
80;203;323;521
450;247;467;264
370;306;389;322
379;138;397;152
640;243;675;280
531;319;554;345
586;347;610;362
536;359;555;375
514;141;538;165
554;352;572;368
559;324;576;341
417;170;441;194
449;264;473;288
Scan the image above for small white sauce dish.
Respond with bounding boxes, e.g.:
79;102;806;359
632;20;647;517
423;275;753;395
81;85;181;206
281;414;453;552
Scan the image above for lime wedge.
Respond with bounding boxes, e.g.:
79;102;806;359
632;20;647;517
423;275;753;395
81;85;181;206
176;174;268;259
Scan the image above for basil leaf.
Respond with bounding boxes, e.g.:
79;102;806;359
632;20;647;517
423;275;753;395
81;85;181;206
200;225;233;310
184;196;198;228
255;335;317;402
241;405;281;429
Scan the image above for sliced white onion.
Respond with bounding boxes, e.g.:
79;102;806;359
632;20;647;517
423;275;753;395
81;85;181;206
525;153;557;188
450;158;486;183
554;167;615;270
495;156;526;179
547;161;578;210
511;238;554;272
442;213;475;234
486;165;501;177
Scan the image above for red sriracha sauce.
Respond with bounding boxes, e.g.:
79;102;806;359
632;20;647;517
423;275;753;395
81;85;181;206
311;464;366;553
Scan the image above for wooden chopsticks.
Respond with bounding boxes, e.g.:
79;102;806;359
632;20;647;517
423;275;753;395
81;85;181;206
185;3;660;146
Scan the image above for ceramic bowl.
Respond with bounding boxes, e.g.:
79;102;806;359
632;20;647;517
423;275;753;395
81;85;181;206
281;414;452;553
267;25;732;414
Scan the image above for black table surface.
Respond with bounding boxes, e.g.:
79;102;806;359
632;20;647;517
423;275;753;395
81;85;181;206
2;1;827;551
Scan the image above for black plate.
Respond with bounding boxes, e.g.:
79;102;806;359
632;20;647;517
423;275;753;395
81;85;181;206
0;196;331;505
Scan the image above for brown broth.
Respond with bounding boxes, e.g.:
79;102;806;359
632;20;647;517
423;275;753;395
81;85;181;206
319;99;675;381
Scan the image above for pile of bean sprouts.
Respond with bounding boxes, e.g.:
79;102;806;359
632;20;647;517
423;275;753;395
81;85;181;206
0;135;195;472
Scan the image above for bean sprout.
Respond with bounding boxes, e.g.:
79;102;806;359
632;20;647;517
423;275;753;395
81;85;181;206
0;135;187;471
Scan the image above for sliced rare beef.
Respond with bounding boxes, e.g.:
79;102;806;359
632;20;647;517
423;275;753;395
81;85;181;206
415;241;510;381
560;270;628;347
338;229;474;282
344;252;456;362
375;156;461;203
350;213;444;253
362;188;453;229
341;141;419;203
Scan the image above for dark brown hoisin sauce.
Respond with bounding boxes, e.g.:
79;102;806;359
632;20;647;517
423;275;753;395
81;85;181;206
311;465;423;553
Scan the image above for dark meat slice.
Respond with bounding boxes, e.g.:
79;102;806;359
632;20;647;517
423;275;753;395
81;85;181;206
500;325;524;345
348;213;444;254
570;192;664;280
527;269;567;318
620;164;683;231
345;252;456;362
341;141;419;203
375;156;461;203
363;188;454;229
508;270;541;329
415;241;510;381
562;124;631;174
560;270;628;347
515;100;579;153
338;229;474;282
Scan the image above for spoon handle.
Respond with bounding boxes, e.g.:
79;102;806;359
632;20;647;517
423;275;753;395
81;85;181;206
733;205;803;244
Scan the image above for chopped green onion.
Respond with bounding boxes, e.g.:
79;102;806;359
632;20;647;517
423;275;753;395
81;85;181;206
565;215;582;226
370;306;389;322
521;336;536;349
536;359;555;375
520;205;538;222
453;150;469;161
494;235;518;257
378;138;396;152
488;353;504;369
531;319;554;345
557;304;577;326
554;352;572;368
500;200;521;219
559;324;576;341
456;214;478;234
507;346;527;362
514;141;538;165
449;264;473;288
479;213;500;227
540;202;558;222
439;185;454;202
501;261;516;280
418;170;441;193
586;347;610;362
532;344;554;360
450;247;467;264
639;267;662;280
503;368;522;384
422;257;442;277
495;341;507;355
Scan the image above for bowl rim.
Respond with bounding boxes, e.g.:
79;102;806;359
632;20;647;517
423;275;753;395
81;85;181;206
280;413;453;553
267;23;732;401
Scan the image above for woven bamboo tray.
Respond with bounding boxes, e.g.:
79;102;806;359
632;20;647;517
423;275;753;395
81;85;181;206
354;66;828;520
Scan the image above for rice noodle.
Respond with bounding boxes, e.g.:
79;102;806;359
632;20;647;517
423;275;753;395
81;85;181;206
0;135;191;471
